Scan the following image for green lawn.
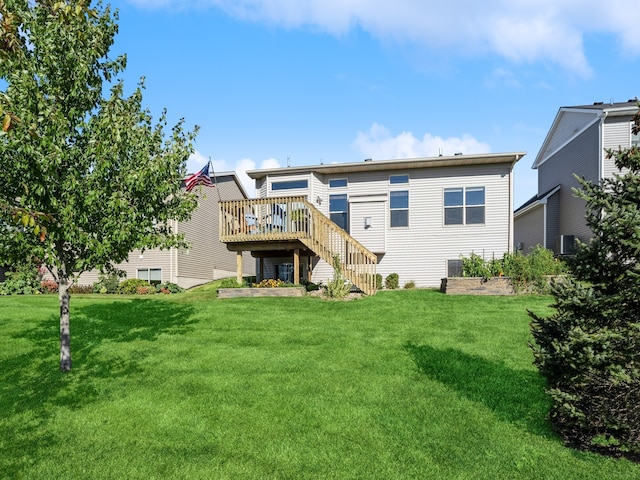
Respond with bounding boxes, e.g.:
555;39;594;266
1;289;638;479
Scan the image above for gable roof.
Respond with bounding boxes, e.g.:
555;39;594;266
247;152;526;180
533;100;639;169
514;184;561;217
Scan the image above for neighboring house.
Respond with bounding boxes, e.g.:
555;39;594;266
219;152;524;291
514;99;639;255
75;171;255;289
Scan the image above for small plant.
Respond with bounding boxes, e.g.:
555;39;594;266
118;278;152;294
68;284;94;294
253;278;286;288
93;273;121;294
404;280;416;289
385;273;399;290
375;273;383;290
218;277;245;289
325;255;351;298
0;264;41;295
300;279;320;292
40;279;59;294
155;282;184;294
135;284;155;295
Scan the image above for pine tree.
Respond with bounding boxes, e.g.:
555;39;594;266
530;109;640;460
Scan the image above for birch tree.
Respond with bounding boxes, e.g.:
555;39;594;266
0;0;198;371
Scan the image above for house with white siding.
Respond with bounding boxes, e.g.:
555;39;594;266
219;152;524;292
77;171;255;289
514;99;639;255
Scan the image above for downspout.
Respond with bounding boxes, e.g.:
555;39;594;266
599;111;607;185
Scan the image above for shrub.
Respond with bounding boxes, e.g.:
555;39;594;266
253;278;286;288
93;273;121;294
404;280;416;289
135;284;155;295
68;284;94;294
0;264;41;295
385;273;399;290
155;282;184;294
118;278;152;294
324;255;351;299
40;279;59;294
375;273;383;290
218;277;244;289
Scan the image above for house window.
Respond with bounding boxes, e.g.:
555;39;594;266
447;259;463;277
271;179;308;190
329;178;347;188
390;174;409;184
330;194;348;231
632;123;640;147
138;268;162;285
390;190;409;227
444;187;485;225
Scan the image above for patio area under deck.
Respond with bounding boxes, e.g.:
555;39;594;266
219;196;378;295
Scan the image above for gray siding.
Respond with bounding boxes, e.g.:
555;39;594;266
514;204;544;253
603;116;633;179
77;173;254;288
543;111;597;157
538;122;599;244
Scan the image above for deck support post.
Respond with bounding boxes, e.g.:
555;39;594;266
259;257;264;282
293;249;300;285
237;251;243;284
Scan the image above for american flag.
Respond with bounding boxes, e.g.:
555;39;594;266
185;161;214;192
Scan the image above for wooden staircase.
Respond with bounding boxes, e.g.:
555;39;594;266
219;196;378;295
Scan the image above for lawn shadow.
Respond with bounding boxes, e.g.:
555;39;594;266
404;342;553;438
1;298;196;477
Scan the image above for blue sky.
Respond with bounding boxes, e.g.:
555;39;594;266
112;0;639;207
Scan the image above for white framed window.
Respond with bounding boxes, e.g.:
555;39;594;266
138;268;162;285
271;179;308;191
444;187;485;225
390;174;409;184
329;178;347;188
632;122;640;147
329;194;348;231
390;190;409;227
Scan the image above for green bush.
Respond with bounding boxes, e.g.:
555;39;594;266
325;255;351;299
375;273;383;290
404;280;416;289
118;278;152;294
155;282;184;294
68;284;94;294
0;264;41;295
300;279;320;292
384;273;399;290
218;277;244;289
93;273;121;294
460;247;566;294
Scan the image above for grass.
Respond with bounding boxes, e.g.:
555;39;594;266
1;289;639;479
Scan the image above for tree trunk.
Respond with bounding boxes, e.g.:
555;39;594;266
59;271;72;372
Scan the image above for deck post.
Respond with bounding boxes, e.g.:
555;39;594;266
236;251;243;284
293;249;300;285
259;257;264;282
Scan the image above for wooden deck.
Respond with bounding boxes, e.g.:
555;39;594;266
219;196;377;295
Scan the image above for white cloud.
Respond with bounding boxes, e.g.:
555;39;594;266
352;123;491;159
127;0;639;76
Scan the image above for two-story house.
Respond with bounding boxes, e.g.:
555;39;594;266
514;99;639;255
76;171;255;289
219;152;524;292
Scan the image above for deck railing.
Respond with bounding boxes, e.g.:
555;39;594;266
219;196;377;295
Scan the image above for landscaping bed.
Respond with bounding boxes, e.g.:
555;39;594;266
217;286;306;298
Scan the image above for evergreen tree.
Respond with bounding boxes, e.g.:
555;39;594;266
530;109;640;460
0;0;198;371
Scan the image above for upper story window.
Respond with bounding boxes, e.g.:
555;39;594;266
329;178;347;188
271;179;308;191
390;190;409;227
632;123;640;147
390;174;409;184
444;187;485;225
329;194;348;231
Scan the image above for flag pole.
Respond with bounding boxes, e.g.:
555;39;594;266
209;158;222;202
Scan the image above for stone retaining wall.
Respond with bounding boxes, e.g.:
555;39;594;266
440;277;515;295
218;287;306;298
